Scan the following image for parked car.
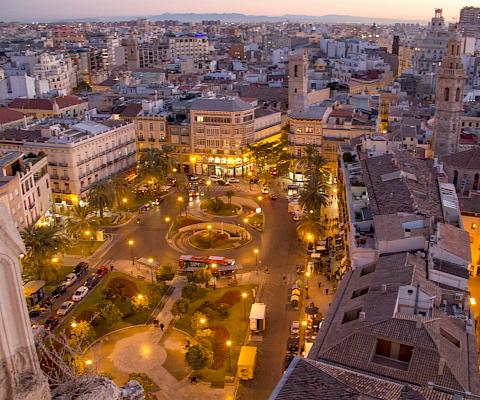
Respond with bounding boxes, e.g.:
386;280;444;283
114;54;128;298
228;177;240;183
72;286;89;301
284;353;295;370
218;179;230;186
57;301;75;316
52;284;68;298
249;176;260;184
290;321;300;335
63;273;77;287
96;266;109;277
167;176;177;186
293;215;301;222
29;305;47;318
44;316;59;331
73;262;89;277
261;186;269;194
269;194;277;200
84;274;100;289
209;175;222;182
270;168;278;176
287;336;300;353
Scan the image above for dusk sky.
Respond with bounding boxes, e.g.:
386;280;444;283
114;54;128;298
1;0;473;22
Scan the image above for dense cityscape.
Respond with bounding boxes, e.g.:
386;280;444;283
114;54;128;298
1;2;480;400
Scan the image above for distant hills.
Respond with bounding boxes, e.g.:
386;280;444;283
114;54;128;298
52;12;426;25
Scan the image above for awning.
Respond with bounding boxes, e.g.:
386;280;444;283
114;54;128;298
24;280;46;296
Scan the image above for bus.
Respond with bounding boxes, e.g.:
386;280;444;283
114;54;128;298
178;255;241;275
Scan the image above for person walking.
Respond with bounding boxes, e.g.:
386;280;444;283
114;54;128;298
282;274;286;283
160;323;165;331
153;319;158;327
325;288;329;295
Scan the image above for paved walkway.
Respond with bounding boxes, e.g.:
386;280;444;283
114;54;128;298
88;277;236;400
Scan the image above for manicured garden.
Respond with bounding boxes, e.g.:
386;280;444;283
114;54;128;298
169;215;204;237
66;240;104;256
173;284;256;382
200;198;240;216
61;272;167;338
189;230;248;250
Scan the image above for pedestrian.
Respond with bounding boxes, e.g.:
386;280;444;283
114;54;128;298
282;274;286;282
186;339;190;348
325;288;329;295
318;281;322;289
110;264;114;271
153;319;158;327
160;323;165;331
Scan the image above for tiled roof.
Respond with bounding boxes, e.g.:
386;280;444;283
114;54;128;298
309;253;480;394
190;97;254;112
436;222;471;263
459;193;480;214
119;103;142;117
442;148;480;171
9;96;85;111
0;108;25;124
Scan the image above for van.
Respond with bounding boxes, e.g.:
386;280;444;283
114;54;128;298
237;346;257;380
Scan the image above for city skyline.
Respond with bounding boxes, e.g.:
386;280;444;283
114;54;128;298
2;0;467;22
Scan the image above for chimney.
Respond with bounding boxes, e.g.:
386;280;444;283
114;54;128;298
381;284;387;293
438;358;446;375
416;315;422;329
359;311;366;321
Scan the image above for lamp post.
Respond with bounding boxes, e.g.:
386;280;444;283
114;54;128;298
254;248;259;274
248;171;252;191
128;240;134;265
206;179;211;196
243;218;249;240
85;230;93;254
178;196;185;216
226;340;232;373
305;271;311;299
148;257;154;283
242;292;247;321
164;216;170;223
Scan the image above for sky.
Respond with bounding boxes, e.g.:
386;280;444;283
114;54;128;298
1;0;476;22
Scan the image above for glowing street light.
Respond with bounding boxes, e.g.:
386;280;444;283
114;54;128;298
226;340;232;373
257;195;263;201
137;294;143;300
207;224;212;230
51;257;59;263
165;216;170;223
254;248;259;267
148;257;154;282
200;318;206;325
71;322;77;328
85;359;93;366
172;168;177;173
122;197;127;204
471;297;477;306
128;240;135;265
242;292;247;320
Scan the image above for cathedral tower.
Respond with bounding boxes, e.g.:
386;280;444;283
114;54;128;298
433;28;466;158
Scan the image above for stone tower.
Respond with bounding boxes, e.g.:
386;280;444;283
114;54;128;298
125;33;139;70
0;204;51;400
433;28;466;158
288;49;308;114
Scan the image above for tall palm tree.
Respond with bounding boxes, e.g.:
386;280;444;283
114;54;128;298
299;175;329;214
21;224;69;281
65;205;97;239
88;180;115;218
225;190;235;204
137;148;169;191
296;212;326;243
302;144;328;179
110;175;133;209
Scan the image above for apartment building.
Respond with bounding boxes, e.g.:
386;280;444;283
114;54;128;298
168;34;210;59
0;120;136;205
190;97;255;176
0;151;51;229
32;52;78;94
0;108;32;131
9;96;89;119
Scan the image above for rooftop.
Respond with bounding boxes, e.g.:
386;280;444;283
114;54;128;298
190;97;254;112
0;108;26;124
9;95;86;111
442;147;480;171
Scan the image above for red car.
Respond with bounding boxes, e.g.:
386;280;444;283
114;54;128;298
96;266;109;277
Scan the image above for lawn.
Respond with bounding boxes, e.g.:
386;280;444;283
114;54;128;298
67;240;104;256
59;272;160;338
160;329;190;381
175;284;256;382
169;215;203;237
189;231;247;250
200;199;240;216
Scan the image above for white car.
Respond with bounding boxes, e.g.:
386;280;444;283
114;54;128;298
290;321;300;335
209;175;222;182
261;186;269;194
228;177;240;183
57;301;75;316
63;273;77;287
293;215;301;222
72;286;89;302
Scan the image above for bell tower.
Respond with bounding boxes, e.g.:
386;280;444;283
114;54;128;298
433;28;466;158
288;49;308;114
125;33;139;70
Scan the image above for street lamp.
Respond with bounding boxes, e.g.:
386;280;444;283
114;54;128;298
178;196;186;215
254;248;259;272
206;179;211;196
207;224;212;230
128;239;134;265
85;359;93;366
51;257;59;263
164;216;170;223
85;230;93;254
242;292;247;320
226;340;232;373
71;321;77;328
257;195;263;201
248;171;252;191
305;271;311;299
137;294;143;300
148;257;154;283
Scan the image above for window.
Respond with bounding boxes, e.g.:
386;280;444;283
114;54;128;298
294;64;298;78
196;116;204;122
373;339;413;369
456;88;461;102
351;287;369;299
342;308;362;324
444;87;450;102
305;126;314;133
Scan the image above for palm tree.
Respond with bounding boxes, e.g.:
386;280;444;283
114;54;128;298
65;205;97;239
21;224;69;281
137;148;169;192
299;175;329;214
225;190;235;204
296;212;326;243
110;175;133;210
302;144;328;179
88;180;115;218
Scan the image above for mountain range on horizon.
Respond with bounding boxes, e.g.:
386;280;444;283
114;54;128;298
23;12;427;25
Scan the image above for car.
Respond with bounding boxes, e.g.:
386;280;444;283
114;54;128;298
72;286;89;301
63;273;77;287
287;336;300;353
57;301;75;316
51;284;68;298
269;194;277;200
284;353;295;370
84;274;100;289
228;177;240;183
96;266;109;277
249;176;260;184
29;305;47;318
290;321;300;335
218;179;230;186
44;316;59;331
293;215;301;222
167;176;177;186
261;186;269;194
73;262;89;277
270;168;278;176
209;175;222;182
